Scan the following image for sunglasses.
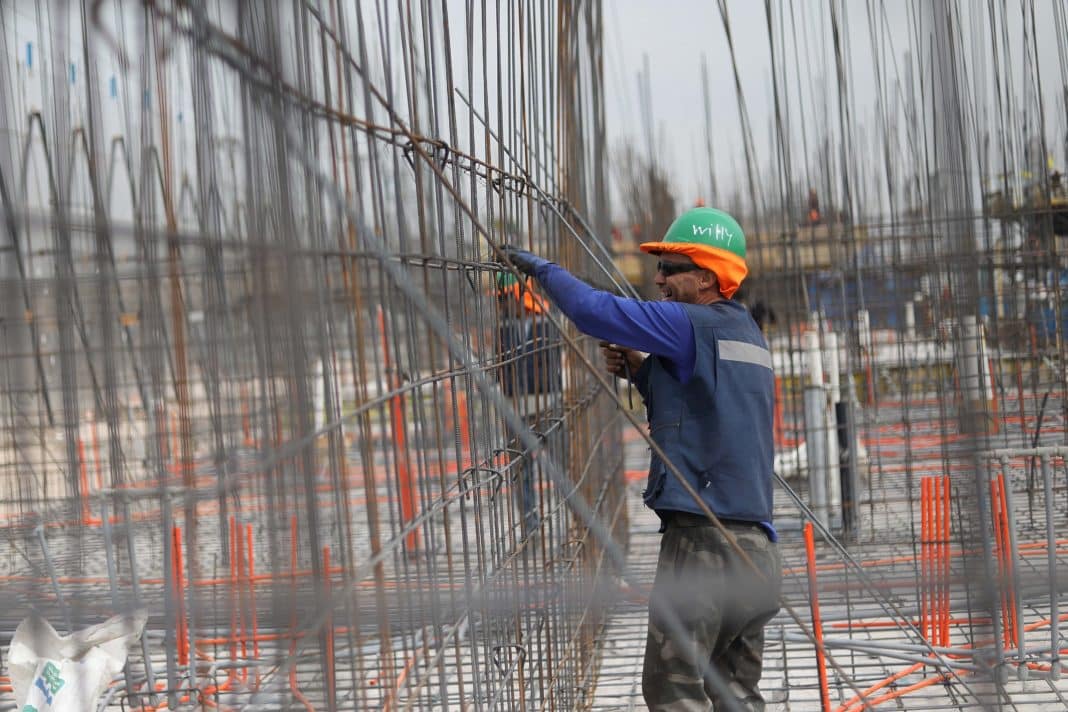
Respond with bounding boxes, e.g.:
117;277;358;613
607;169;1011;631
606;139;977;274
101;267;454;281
657;260;703;277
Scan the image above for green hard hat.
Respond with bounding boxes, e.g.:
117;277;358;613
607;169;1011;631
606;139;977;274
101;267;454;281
655;207;745;258
639;207;748;298
496;272;520;289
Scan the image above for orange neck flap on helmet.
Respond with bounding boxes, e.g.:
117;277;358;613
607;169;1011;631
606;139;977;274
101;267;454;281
497;280;549;314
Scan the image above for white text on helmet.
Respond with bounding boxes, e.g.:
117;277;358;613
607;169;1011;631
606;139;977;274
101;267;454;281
692;223;736;246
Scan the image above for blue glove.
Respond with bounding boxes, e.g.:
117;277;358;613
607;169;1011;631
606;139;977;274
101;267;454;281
498;244;546;278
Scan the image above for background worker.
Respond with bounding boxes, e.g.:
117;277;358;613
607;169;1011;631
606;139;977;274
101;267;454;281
494;273;561;538
499;207;781;711
734;286;778;334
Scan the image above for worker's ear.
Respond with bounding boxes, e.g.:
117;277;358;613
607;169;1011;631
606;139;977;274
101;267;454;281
700;270;718;289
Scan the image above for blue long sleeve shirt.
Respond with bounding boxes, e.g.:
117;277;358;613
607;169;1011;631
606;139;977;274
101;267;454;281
530;259;779;542
533;261;697;382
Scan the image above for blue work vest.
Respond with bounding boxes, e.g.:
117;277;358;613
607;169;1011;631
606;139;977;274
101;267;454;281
497;316;562;397
637;300;775;523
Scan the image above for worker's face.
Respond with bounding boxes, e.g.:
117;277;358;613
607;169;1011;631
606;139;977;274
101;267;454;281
654;254;712;303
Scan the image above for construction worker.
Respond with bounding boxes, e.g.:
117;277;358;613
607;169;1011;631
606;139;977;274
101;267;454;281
494;273;561;537
500;207;781;711
734;286;777;334
806;187;821;225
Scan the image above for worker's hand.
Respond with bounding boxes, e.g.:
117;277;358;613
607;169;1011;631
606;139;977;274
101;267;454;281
599;341;644;379
498;245;544;278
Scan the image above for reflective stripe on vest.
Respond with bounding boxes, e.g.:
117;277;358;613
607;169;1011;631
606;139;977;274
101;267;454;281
718;339;773;370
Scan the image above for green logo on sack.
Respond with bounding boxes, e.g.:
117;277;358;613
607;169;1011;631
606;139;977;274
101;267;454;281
31;661;65;706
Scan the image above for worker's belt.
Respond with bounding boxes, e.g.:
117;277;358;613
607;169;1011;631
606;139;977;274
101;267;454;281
659;510;764;534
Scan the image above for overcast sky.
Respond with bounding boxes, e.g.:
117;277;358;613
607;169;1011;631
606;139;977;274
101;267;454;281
3;1;1065;228
603;0;1067;212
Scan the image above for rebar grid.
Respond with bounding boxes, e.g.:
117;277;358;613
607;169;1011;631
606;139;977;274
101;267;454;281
0;2;625;709
592;0;1068;710
1;1;1068;711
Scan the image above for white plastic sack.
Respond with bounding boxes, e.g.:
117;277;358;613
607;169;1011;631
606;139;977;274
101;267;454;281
8;611;147;711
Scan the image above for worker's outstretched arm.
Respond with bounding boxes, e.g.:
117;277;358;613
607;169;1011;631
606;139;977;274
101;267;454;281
497;246;696;382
